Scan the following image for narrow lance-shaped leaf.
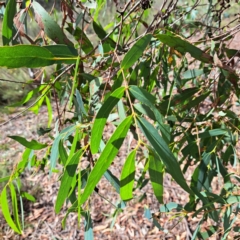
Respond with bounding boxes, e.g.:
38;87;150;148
59;140;68;166
81;116;132;205
90;86;125;153
0;45;77;68
137;117;193;194
9;183;21;232
120;150;136;201
121;34;152;70
156;31;212;63
84;211;94;240
55;149;83;213
75;89;88;117
8;135;48;150
66;23;94;54
45;96;53;128
2;0;16;45
0;176;10;183
104;170;120;194
0;187;22;234
43;44;78;58
129;86;169;143
93;21;117;49
129;85;155;106
149;153;164;203
31;1;73;46
197;152;211;191
50;125;76;172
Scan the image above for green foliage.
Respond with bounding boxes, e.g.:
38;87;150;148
0;1;240;239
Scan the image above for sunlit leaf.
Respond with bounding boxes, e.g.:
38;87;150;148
55;149;83;213
90;87;125;154
120;150;136;201
0;187;22;234
81;116;132;205
2;0;16;45
121;34;152;70
9;183;21;232
21;192;36;202
149;153;164;203
0;45;77;68
137;117;192;194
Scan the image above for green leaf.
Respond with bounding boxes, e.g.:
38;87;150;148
158;87;199;113
120;150;136;201
17;148;32;172
8;136;48;150
0;176;10;183
225;195;240;204
9;86;43;107
66;23;94;54
121;34;152;70
59;140;68;166
81;116;132;205
182;68;210;79
129;85;155;106
0;187;22;234
192;218;203;240
137;117;192;194
0;45;53;68
2;0;16;45
84;211;94;240
68;131;80;162
21;192;36;202
50;125;76;172
0;45;77;68
156;31;212;63
117;100;126;121
43;44;78;58
133;103;156;121
93;0;106;20
31;1;73;46
197;152;211;191
199;129;229;139
9;183;21;232
75;89;87;117
55;149;83;213
149;153;164;203
129;86;169;142
197;226;217;239
90;87;125;154
45;96;52;128
160;202;183;212
182;91;210;111
93;21;117;49
104;170;120;194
